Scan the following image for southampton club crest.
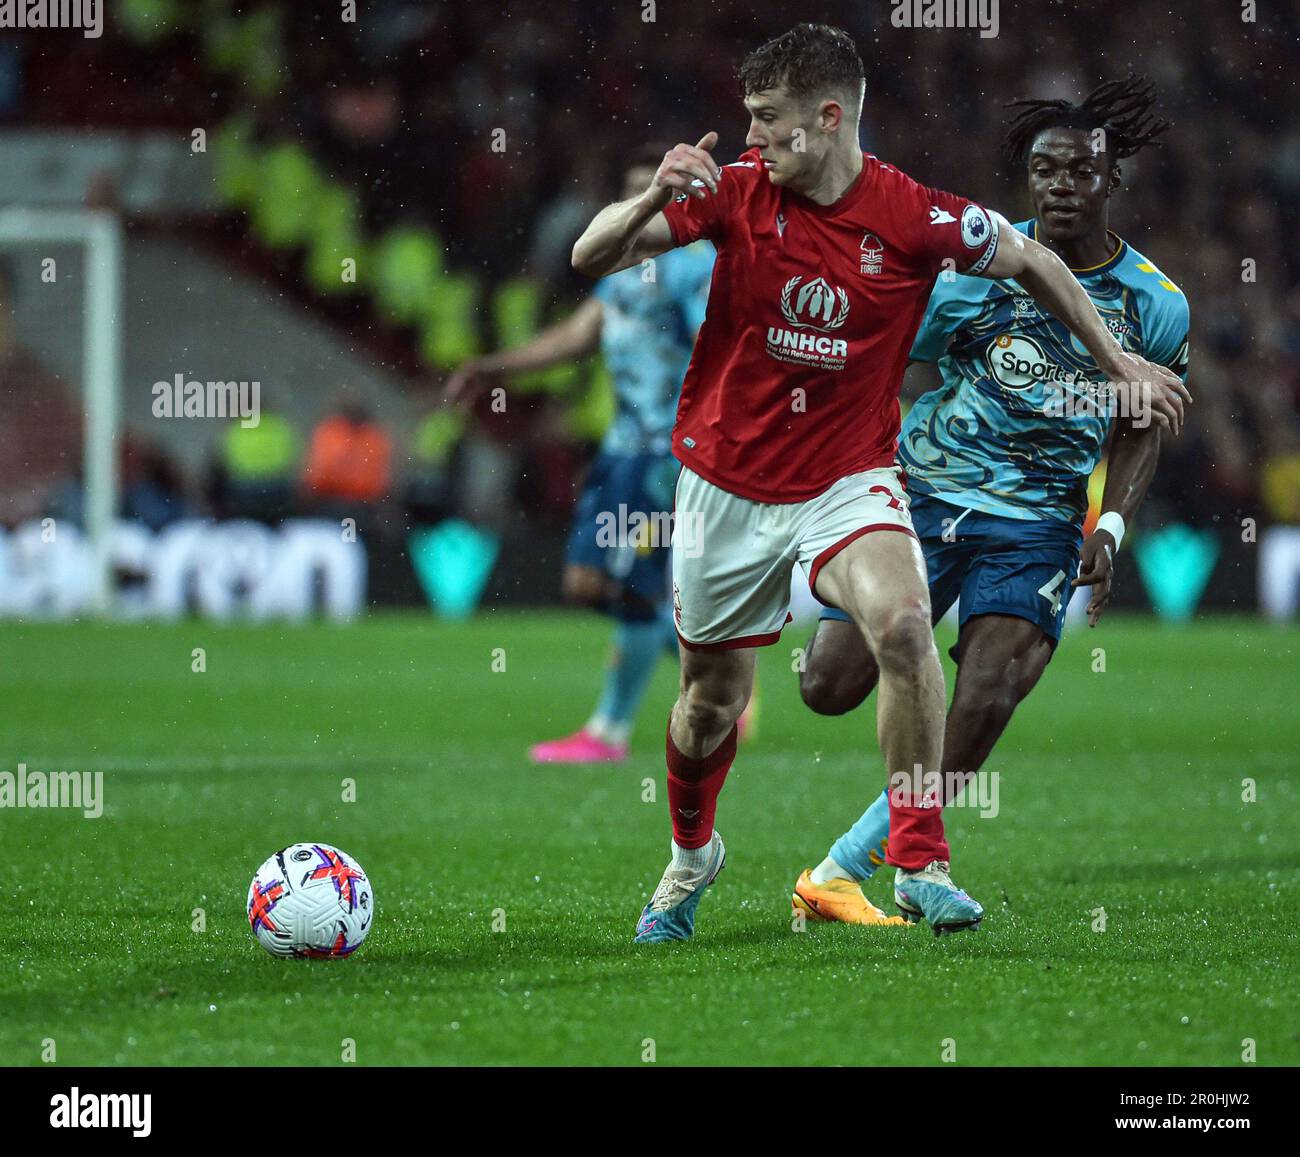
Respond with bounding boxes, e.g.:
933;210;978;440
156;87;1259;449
779;275;850;330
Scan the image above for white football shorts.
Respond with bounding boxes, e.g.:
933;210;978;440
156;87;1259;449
671;464;916;649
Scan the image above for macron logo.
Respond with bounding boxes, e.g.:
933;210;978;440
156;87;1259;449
50;1088;152;1138
929;206;956;225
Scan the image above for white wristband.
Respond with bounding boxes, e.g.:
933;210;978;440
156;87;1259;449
1096;511;1126;552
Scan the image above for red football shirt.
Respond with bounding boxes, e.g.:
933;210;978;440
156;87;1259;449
662;147;1000;502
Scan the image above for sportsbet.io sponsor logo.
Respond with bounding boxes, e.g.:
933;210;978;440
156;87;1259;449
766;275;850;370
988;334;1077;391
988;333;1154;428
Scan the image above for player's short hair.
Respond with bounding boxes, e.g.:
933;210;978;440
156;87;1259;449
1001;75;1170;170
737;24;865;121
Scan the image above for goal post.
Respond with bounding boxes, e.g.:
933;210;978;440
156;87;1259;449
0;207;123;612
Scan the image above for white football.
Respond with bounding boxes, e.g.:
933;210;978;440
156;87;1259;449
247;842;373;958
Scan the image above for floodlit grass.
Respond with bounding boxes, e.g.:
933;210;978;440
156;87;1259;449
1;613;1296;1066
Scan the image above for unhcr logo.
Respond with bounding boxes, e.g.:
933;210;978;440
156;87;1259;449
779;275;850;330
768;275;851;369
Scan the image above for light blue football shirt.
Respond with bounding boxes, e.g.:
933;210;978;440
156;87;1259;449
899;220;1190;522
592;241;714;456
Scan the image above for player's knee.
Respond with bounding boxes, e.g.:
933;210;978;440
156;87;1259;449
871;603;935;672
799;665;871;715
798;666;838;714
679;682;745;739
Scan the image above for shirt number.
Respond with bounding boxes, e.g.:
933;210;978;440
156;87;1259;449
1038;569;1068;615
869;485;905;512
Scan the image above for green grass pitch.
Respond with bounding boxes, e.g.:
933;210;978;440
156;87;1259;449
1;612;1297;1067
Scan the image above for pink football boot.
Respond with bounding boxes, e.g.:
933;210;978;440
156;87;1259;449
529;728;629;764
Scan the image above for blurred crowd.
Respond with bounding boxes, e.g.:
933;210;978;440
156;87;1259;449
8;0;1300;536
37;399;470;545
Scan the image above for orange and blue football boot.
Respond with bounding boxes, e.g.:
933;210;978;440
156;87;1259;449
792;869;910;926
894;859;984;935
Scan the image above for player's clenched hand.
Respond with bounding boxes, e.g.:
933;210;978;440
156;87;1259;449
1072;531;1116;627
1103;351;1191;436
651;133;722;203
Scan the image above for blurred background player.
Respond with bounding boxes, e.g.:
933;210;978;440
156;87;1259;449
447;147;715;763
793;77;1192;925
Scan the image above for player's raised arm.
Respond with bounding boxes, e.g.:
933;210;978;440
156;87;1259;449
445;297;603;405
978;214;1192;435
571;134;721;278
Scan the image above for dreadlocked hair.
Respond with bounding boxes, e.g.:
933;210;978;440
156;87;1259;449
1001;75;1170;170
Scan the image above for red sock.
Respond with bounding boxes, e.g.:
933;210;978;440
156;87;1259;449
886;781;950;870
665;722;737;849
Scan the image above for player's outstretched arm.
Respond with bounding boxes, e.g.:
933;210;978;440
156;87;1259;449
1072;416;1163;626
571;134;721;279
979;215;1192;435
444;298;603;405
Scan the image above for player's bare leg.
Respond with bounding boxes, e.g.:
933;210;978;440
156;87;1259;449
814;532;944;813
813;531;983;933
669;645;753;759
790;618;907;923
800;612;1053;931
799;616;879;716
806;611;1054;789
944;614;1053;778
634;645;753;942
